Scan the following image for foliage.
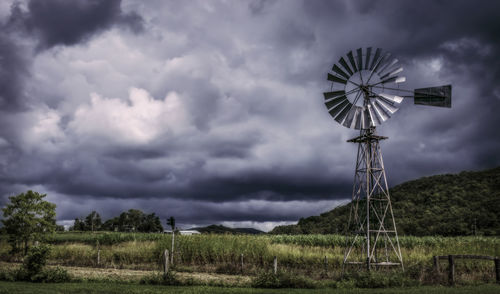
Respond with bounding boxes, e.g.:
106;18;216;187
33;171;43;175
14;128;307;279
101;209;163;233
270;167;500;236
1;191;57;254
251;271;317;288
21;244;51;278
139;271;181;286
72;211;102;231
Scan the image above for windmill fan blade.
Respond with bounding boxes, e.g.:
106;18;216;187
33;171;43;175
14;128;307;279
378;58;398;75
354;107;362;129
414;85;452;108
327;73;347;84
379;93;404;103
370;48;382;70
339;57;353;75
347;51;358;72
373;52;391;72
371;100;388;122
332;64;350;80
395;76;406;83
335;102;353;123
342;104;357;127
325;95;346;109
380;66;403;80
323;90;345;100
328;99;349;118
375;98;398;114
365;47;372;70
356;48;363;70
381;76;401;84
367;104;379;125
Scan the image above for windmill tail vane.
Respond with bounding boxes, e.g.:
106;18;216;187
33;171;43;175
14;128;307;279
323;47;451;271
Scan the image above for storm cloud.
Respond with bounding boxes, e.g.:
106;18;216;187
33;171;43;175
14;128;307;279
0;0;499;231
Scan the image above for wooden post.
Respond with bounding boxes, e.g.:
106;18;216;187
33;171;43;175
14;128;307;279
164;249;169;274
324;256;328;274
433;256;439;273
171;232;175;265
240;254;244;273
495;258;500;284
273;256;277;275
448;255;455;285
97;249;100;266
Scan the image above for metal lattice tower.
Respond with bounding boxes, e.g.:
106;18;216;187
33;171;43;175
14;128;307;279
322;47;451;271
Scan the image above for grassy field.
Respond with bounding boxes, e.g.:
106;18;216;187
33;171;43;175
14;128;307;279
0;281;499;294
0;232;499;287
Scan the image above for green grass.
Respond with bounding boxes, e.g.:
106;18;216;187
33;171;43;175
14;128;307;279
1;233;498;284
0;281;498;294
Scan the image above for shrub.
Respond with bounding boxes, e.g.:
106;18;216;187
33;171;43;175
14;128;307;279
139;271;180;286
251;271;317;289
42;266;71;283
22;244;51;279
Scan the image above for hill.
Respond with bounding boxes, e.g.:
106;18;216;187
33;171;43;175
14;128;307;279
189;224;265;235
270;167;500;236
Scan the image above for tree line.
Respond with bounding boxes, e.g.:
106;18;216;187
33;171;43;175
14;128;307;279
72;209;164;233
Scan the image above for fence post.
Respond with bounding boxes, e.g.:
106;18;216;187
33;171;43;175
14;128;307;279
324;256;328;274
495;258;500;284
97;249;100;266
240;254;244;274
164;249;169;274
273;256;277;275
433;256;439;273
448;255;455;285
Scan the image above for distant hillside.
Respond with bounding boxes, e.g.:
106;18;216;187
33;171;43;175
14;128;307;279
270;167;500;236
189;224;264;235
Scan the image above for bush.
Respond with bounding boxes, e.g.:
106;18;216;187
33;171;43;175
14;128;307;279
139;271;180;286
251;271;317;289
341;271;418;288
22;244;51;278
43;266;71;283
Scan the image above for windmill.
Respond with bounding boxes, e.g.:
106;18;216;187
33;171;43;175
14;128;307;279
323;47;451;271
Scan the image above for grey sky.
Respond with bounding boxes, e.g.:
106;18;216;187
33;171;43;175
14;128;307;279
0;0;499;231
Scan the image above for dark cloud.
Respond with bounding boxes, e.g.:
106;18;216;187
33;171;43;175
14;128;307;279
11;0;143;50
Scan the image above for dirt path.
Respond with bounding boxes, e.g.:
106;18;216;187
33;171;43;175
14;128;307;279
0;261;252;286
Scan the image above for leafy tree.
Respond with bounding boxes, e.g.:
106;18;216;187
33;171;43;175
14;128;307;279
84;211;102;232
1;191;56;254
99;209;163;233
71;218;85;231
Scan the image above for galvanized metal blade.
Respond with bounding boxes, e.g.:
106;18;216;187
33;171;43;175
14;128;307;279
371;100;388;122
356;48;363;71
327;73;347;84
325;95;346;109
354;107;362;129
375;98;398;114
323;90;345;100
332;64;350;80
342;105;357;128
335;102;353;124
370;48;382;70
367;104;379;126
328;99;349;118
347;51;358;73
339;57;354;76
379;93;404;103
365;47;372;70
